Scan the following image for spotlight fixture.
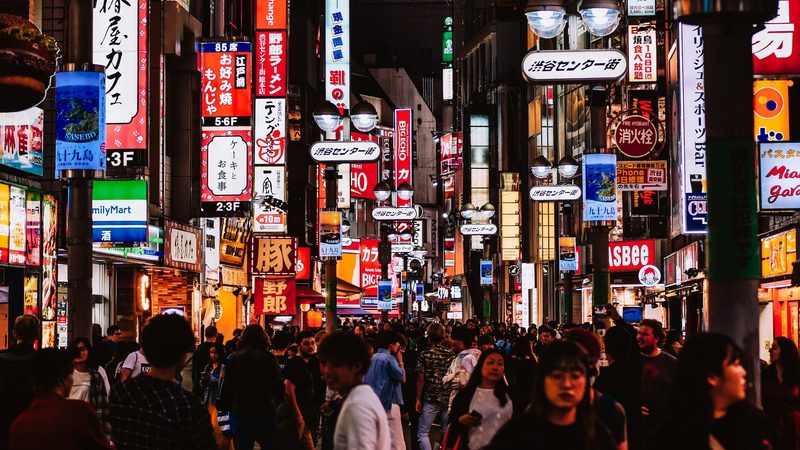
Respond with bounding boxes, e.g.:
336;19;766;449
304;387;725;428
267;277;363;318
350;101;379;132
312;101;343;132
531;154;553;179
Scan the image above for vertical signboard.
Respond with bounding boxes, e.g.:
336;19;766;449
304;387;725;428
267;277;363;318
378;280;393;310
253;165;287;232
480;260;493;285
204;218;220;284
200;128;253;214
26;191;41;267
0;184;9;264
442;17;453;63
360;239;380;297
679;24;708;234
8;186;25;265
582;153;618;221
199;41;252;125
0;107;44;175
256;0;287;29
520;262;535;328
92;180;148;243
55;71;106;172
319;211;342;258
42;195;57;322
394;109;413;207
628;25;657;83
325;0;350;111
255;31;287;98
253;98;287;165
753;0;800;76
559;237;577;271
755;79;791;142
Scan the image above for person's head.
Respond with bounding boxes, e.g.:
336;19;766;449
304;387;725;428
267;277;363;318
314;330;328;346
382;322;392;332
377;331;403;354
318;331;372;393
238;324;269;351
509;338;534;360
665;329;683;346
539;327;556;346
209;343;225;364
232;328;243;339
638;319;665;354
31;348;75;395
426;322;446;344
68;337;95;370
478;334;496;351
564;328;602;378
216;333;224;345
353;324;364;336
92;323;103;338
297;330;316;357
112;340;140;363
466;320;476;330
107;324;122;343
287;344;298;358
450;326;474;352
13;314;39;344
603;326;633;363
204;325;218;341
771;336;800;387
531;340;591;424
271;330;291;351
463;348;510;407
141;314;195;369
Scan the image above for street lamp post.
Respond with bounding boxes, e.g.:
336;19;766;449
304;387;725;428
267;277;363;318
460;202;496;322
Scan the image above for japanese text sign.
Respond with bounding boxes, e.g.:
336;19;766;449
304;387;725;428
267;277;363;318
199;42;252;122
254;98;286;164
92;180;147;243
443;16;453;63
371;207;417;221
609;240;656;272
310;141;381;163
0;107;43;176
8;186;25;265
201;128;252;203
559;237;577;272
254;277;296;315
255;31;287;98
297;246;311;280
613;114;660;158
759;142;800;211
250;235;297;275
394;109;413;207
617;161;667;191
753;0;800;76
93;0;147;150
480;260;493;285
459;224;498;235
25;191;40;267
360;239;380;297
164;220;202;272
522;50;627;83
628;0;656;16
55;71;106;172
529;185;582;201
627;25;657;83
325;0;350;110
582;153;618;222
761;229;797;278
755;79;791;142
256;0;287;30
253;166;287;233
679;24;707;234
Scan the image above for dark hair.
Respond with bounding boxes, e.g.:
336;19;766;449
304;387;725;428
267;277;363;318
141;314;195;368
271;330;292;350
317;331;372;375
539;326;556;337
297;330;315;344
427;323;446;343
603;326;633;362
531;340;595;449
232;328;243;337
69;336;98;370
107;324;121;336
239;324;269;351
31;348;75;393
665;329;682;346
463;348;511;407
378;331;402;349
774;336;800;388
450;326;475;346
204;325;218;339
510;339;534;359
640;319;665;341
209;342;225;361
13;314;39;343
478;334;496;348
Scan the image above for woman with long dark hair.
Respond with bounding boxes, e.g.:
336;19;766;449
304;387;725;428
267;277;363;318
487;340;616;450
444;349;514;450
505;339;537;413
763;336;800;448
67;337;112;438
650;333;779;450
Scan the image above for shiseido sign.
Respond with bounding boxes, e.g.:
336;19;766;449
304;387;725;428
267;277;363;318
522;50;627;83
309;141;381;163
529;185;582;201
759;141;800;211
371;207;417;220
459;224;497;235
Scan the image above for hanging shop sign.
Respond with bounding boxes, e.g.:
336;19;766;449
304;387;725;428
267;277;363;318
92;180;147;243
378;280;393;310
753;0;800;76
521;49;627;83
253;165;286;223
55;71;106;172
759;142;800;211
219;217;250;266
8;186;25;265
617;160;667;191
250;235;297;275
325;0;350;110
23;274;38;316
164;220;202;273
360;239;380;297
254;277;296;315
501;172;521;261
442;16;453;63
296;246;311;280
200;128;253;215
253;98;286;165
254;31;286;98
582;153;618;221
199;41;252;126
443;66;453;101
42;194;58;321
529;185;582;201
755;80;791;142
630;190;660;216
628;0;656;16
94;225;164;263
319;211;342;258
203;218;220;284
762;229;797;278
609;240;656;272
611;112;662;158
480;260;493;285
627;25;657;83
93;0;147;151
559;237;577;272
0;107;43;176
25;191;41;267
679;24;708;234
372;207;417;221
394;108;413;210
310;141;381;163
350;162;378;199
459;224;497;235
256;0;287;29
638;265;662;287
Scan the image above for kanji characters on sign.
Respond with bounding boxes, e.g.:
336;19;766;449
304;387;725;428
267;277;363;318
254;277;296;314
251;236;297;275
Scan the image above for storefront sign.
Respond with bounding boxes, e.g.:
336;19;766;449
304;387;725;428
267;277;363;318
93;226;164;263
319;211;342;258
325;0;350;110
628;0;656;16
583;153;618;221
0;185;9;263
25;191;41;266
254;98;286;165
8;187;25;265
310;141;381;163
394;109;413;208
250;235;297;275
42;195;58;321
443;67;453;101
203;218;220;283
55;71;106;172
256;0;287;29
378;280;392;310
459;224;497;235
0;107;43;175
360;239;380;297
254;31;286;98
617;160;667;191
609;240;656;272
755;80;791;142
23;274;38;316
199;41;252;124
442;16;453;63
200;128;253;214
522;49;627;83
480;260;493;285
630;190;660;216
164;221;202;272
92;180;147;243
753;0;800;76
559;237;577;271
350;162;378;199
759;142;800;211
628;25;657;83
253;165;285;218
529;185;582;201
254;277;296;315
638;265;662;286
219;217;250;266
761;228;797;278
372;207;417;221
297;246;311;280
613;114;659;158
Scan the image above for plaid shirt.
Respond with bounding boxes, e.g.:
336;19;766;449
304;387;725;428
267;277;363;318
109;376;217;450
415;344;455;406
87;368;111;439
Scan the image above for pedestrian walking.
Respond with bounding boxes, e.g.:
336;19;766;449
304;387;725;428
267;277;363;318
486;340;616;450
9;348;114;450
119;347;150;381
68;337;112;439
762;336;800;449
637;319;676;443
505;338;537;413
443;327;480;411
200;342;230;449
93;324;113;367
415;323;455;450
444;349;514;450
105;325;123;362
105;341;140;382
318;331;391;450
109;314;217;450
0;314;38;447
365;330;407;450
193;325;218;395
648;333;779;450
282;329;322;449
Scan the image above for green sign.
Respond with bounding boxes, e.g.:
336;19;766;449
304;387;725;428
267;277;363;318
92;180;148;243
443;17;453;63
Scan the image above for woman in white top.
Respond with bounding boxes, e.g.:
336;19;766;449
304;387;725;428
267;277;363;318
67;337;112;438
446;348;514;450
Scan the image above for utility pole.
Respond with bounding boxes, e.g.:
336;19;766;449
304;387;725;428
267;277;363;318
589;86;612;308
324;165;338;334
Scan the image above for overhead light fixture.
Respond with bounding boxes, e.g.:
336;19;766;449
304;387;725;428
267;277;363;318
397;182;414;201
531;154;553;179
579;0;621;37
341;219;351;233
480;203;496;219
312;101;343;133
525;0;567;39
429;174;439;187
373;182;392;201
350;101;379;132
460;202;477;219
557;155;579;179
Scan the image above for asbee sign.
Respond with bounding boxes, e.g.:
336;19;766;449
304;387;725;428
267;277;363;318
522;50;627;83
608;240;656;272
529;185;582;201
459;224;497;235
372;207;417;221
310;141;381;163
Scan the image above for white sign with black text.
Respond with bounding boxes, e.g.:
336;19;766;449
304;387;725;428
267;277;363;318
459;224;498;236
522;50;627;83
372;207;417;221
529;185;582;201
310;141;381;163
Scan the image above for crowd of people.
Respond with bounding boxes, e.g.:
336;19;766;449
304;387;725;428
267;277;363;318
1;304;799;450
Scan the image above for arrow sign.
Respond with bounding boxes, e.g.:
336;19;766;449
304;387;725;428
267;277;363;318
372;207;417;221
459;224;498;235
529;185;582;201
522;49;627;84
310;141;381;163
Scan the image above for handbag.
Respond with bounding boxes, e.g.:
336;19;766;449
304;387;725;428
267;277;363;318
440;423;462;450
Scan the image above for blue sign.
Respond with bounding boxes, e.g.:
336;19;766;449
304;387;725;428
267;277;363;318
480;260;493;286
377;280;393;310
415;283;424;302
55;71;106;172
360;297;378;308
684;193;708;233
199;41;251;53
583;153;617;221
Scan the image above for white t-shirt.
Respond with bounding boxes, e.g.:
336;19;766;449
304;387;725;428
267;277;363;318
122;350;151;378
334;384;391;450
68;367;111;402
467;387;513;450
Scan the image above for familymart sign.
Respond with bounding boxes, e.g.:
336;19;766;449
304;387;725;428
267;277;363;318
92;180;148;243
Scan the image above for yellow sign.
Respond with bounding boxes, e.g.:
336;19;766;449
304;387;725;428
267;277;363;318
755;79;792;143
0;184;10;260
761;229;797;278
250;236;296;275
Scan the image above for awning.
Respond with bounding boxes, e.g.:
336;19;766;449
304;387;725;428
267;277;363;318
318;305;399;317
336;278;362;297
297;286;324;304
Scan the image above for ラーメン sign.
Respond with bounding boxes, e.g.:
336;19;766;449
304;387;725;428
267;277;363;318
310;141;381;163
459;224;497;235
529;185;582;201
522;50;627;83
759;141;800;211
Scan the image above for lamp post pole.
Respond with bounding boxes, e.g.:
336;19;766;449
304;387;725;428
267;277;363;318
588;86;612;309
324;165;339;334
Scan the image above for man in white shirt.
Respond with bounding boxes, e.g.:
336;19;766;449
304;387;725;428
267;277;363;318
120;349;150;381
318;331;391;450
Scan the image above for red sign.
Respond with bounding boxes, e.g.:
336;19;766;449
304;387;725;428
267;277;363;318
256;0;287;29
609;240;656;272
297;246;311;280
394;109;413;207
250;236;297;276
200;128;252;202
613;115;659;158
255;31;287;98
199;43;252;119
360;239;381;297
254;277;296;315
753;0;800;76
351;163;378;199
